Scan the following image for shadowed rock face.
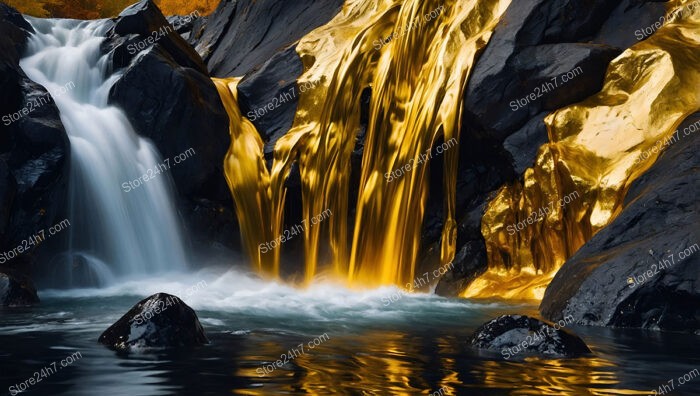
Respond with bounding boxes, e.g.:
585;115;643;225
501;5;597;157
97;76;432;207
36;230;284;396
463;0;621;142
98;293;208;350
0;268;39;307
105;0;237;252
191;0;345;78
0;4;70;270
469;315;590;360
192;0;347;163
110;0;208;73
540;114;700;333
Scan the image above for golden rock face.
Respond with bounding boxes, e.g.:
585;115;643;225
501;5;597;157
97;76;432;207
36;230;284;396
214;0;510;286
467;0;700;300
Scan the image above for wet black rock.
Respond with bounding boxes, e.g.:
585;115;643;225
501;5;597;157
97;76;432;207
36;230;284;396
108;0;207;73
105;0;233;251
99;293;208;350
237;46;302;158
469;315;590;360
540;114;700;333
193;0;344;77
464;0;621;141
0;4;70;257
0;268;40;307
434;239;487;297
594;0;669;49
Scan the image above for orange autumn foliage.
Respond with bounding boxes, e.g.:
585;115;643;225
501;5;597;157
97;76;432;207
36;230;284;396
3;0;219;19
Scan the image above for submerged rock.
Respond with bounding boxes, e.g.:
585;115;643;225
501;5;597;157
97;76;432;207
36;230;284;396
540;114;700;333
0;269;39;307
99;293;208;350
469;315;590;360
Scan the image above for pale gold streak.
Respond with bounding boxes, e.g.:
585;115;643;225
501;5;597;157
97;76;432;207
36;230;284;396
468;0;700;299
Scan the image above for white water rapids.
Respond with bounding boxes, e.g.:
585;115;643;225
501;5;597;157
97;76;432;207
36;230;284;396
19;18;187;287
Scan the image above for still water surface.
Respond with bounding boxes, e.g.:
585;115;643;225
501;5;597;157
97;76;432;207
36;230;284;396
1;269;698;395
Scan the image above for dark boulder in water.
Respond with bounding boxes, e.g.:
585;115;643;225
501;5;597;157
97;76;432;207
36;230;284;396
469;315;590;360
99;293;208;351
0;268;40;307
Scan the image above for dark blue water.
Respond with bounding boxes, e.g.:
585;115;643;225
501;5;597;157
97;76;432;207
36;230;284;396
1;271;698;395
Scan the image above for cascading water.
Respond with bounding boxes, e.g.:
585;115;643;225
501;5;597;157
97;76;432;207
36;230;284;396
19;18;188;287
214;0;511;287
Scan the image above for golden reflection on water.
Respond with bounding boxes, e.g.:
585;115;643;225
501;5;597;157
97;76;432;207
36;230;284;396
234;330;651;395
476;359;651;396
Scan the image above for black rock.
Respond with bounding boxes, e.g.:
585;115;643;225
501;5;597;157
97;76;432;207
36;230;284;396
594;0;669;49
540;114;700;333
105;0;234;252
0;4;70;256
166;13;200;40
109;0;207;73
503;113;549;175
434;240;487;297
108;45;230;203
464;0;621;142
237;46;303;158
0;268;40;307
194;0;344;77
99;293;208;350
469;315;591;360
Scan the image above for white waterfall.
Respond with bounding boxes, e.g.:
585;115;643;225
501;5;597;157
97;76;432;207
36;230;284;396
19;18;188;287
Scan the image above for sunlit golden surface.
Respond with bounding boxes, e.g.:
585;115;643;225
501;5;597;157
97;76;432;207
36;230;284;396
475;359;651;396
346;0;510;286
215;0;511;287
213;78;280;276
462;267;558;301
469;0;700;299
232;330;652;395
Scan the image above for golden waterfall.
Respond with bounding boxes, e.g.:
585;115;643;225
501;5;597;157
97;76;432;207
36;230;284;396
214;0;510;286
465;0;700;300
215;0;700;296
